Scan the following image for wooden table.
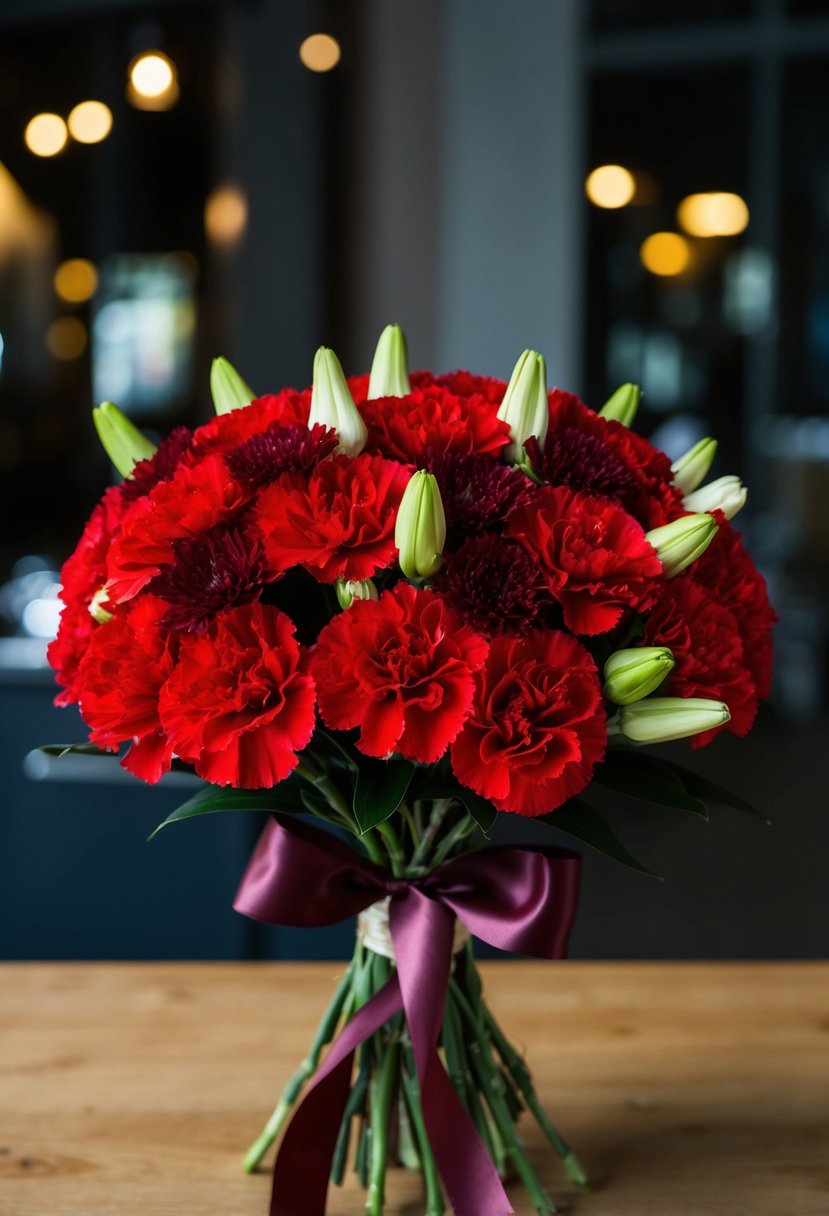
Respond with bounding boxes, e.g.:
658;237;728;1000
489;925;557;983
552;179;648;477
1;963;827;1214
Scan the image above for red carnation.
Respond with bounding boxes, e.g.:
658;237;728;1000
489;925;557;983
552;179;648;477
451;630;606;815
507;485;662;635
254;452;411;583
431;370;506;404
690;515;776;701
312;583;489;763
359;386;510;464
159;603;316;788
75;596;176;783
186;390;311;463
643;578;759;746
106;454;247;604
121;427;193;504
48;487;124;705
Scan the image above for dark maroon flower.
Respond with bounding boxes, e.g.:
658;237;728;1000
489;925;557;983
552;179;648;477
151;523;267;633
121;427;193;504
435;534;546;636
425;450;535;544
523;427;639;505
224;422;339;489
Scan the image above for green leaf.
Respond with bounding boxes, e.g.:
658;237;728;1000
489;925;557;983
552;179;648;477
664;762;769;823
452;788;497;836
539;798;662;879
407;767;498;836
148;784;303;841
39;743;115;759
353;759;414;834
592;752;708;818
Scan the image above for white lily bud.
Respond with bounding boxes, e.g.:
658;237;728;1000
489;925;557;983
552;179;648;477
210;357;255;415
368;324;411;398
336;578;379;610
617;696;731;744
496;350;548;463
671;437;717;494
92;402;157;479
308;347;368;457
645;513;718;579
603;647;675;706
599;383;640;427
683;475;747;521
395;470;446;580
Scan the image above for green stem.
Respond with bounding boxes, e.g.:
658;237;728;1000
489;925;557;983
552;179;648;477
430;816;478;868
398;800;420;848
400;1041;445;1216
296;760;358;832
376;820;405;877
243;960;354;1173
332;1045;372;1185
365;1036;399;1215
409;798;454;870
361;830;387;868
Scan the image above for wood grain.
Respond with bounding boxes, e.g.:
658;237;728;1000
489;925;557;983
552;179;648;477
1;962;827;1214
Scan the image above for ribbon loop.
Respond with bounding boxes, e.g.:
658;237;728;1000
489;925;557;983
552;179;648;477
233;815;581;1216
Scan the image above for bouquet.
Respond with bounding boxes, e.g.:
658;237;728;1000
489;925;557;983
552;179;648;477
47;325;774;1216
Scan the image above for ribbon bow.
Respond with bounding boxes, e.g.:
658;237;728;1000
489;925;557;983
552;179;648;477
234;814;581;1216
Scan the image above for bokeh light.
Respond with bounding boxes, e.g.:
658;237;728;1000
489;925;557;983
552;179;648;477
299;34;342;73
585;164;635;209
127;51;179;110
67;101;113;145
677;192;749;237
640;232;691;276
24;113;68;158
46;316;88;360
54;259;99;304
205;184;248;247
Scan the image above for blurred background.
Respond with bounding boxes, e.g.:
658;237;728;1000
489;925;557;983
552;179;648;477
2;0;827;962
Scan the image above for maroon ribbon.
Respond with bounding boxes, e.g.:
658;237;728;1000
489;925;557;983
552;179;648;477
233;814;581;1216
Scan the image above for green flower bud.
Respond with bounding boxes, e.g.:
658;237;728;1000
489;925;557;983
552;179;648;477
210;356;255;415
683;474;747;521
336;578;379;610
496;349;548;463
308;346;367;457
395;470;446;580
645;512;718;579
671;436;717;494
617;696;730;744
92;401;156;479
599;382;640;427
368;324;411;399
88;586;113;625
603;646;675;706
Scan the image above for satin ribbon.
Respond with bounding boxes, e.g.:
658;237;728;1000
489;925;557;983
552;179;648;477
233;814;581;1216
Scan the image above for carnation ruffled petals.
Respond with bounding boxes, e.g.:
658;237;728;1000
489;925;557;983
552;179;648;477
312;583;489;763
159;604;316;788
359;386;510;463
507;485;662;635
254;453;411;583
451;630;606;815
74;596;176;783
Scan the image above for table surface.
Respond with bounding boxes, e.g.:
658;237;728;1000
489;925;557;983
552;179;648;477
1;962;827;1215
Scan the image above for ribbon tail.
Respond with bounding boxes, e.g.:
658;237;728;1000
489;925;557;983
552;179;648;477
268;973;404;1216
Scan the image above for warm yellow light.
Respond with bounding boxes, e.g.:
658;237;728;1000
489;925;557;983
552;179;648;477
127;51;179;110
640;232;691;277
585;164;635;209
205;184;248;247
24;113;68;158
677;192;749;237
67;101;113;145
299;33;341;72
54;258;99;304
46;316;88;360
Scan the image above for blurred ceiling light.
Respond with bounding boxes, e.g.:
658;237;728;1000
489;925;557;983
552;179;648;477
67;100;113;145
677;192;749;237
585;164;635;209
54;258;99;304
640;232;691;277
127;51;179;110
46;316;87;360
205;183;248;247
0;162;54;260
24;113;68;158
299;33;341;72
